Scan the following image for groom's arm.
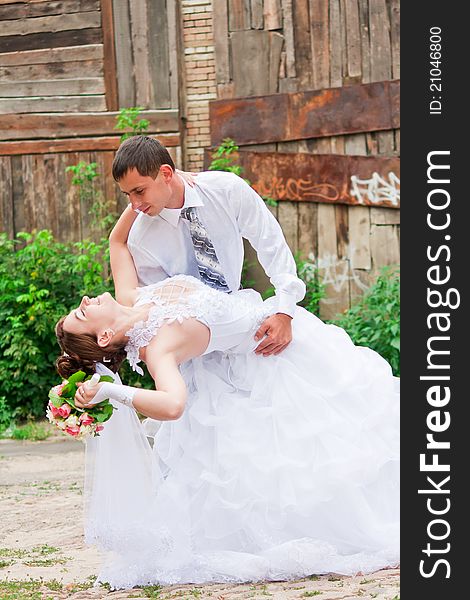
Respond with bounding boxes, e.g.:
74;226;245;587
230;176;306;316
229;175;306;355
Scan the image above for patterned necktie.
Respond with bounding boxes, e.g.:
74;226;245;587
180;207;230;292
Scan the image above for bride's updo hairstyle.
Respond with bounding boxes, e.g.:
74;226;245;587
55;316;126;379
112;135;175;181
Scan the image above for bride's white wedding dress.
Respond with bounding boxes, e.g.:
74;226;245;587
85;275;399;589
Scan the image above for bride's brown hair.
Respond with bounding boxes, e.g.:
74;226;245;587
55;316;126;379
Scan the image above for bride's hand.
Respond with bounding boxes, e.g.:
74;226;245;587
176;169;198;187
75;380;103;409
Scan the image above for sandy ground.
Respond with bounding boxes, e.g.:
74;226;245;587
0;434;400;600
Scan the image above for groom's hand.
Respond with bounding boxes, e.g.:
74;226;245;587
254;313;292;356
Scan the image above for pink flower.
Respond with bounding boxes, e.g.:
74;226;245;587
65;425;81;437
57;403;72;418
58;380;68;393
48;401;61;419
96;425;104;433
79;413;94;426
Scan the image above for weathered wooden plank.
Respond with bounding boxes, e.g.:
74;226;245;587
0;110;179;140
329;0;342;87
277;201;298;253
228;0;251;30
264;0;282;29
129;0;151;107
231;30;270;96
298;202;317;258
112;0;135;107
369;0;391;82
0;44;103;66
339;0;348;85
317;203;349;318
369;0;393;157
0;0;99;20
292;0;312;89
370;207;400;225
213;0;230;83
147;0;171;108
268;31;284;93
0;11;101;37
0;134;181;156
210;80;400;145
0;27;103;54
236;151;400;208
0;59;103;81
166;0;180;108
57;153;82;243
390;0;400;79
347;205;371;269
370;223;400;271
100;0;118;110
280;0;296;78
357;0;371;83
251;0;264;29
63;151;83;239
317;204;337;257
11;155;26;235
309;0;329;89
335;204;349;258
0;78;104;97
0;156;14;237
349;267;372;305
0;95;107;114
343;0;362;78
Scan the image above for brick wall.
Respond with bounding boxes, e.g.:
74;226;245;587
181;0;216;171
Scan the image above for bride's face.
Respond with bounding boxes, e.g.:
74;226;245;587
63;292;118;337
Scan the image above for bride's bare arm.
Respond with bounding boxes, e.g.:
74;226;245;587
75;320;210;420
109;205;139;306
135;319;210;420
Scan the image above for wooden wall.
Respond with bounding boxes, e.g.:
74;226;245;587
211;0;400;318
0;0;183;243
0;0;400;318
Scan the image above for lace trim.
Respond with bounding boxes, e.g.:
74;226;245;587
124;275;224;375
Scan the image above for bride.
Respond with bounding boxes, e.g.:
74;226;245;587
55;206;399;589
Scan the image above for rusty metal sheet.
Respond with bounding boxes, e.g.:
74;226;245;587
227;151;400;208
209;80;400;146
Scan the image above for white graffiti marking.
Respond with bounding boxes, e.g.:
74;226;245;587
350;171;400;206
308;250;370;294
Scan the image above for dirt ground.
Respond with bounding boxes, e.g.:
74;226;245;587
0;434;400;600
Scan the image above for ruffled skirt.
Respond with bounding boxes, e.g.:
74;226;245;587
85;307;399;589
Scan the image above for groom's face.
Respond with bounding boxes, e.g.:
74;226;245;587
118;167;172;216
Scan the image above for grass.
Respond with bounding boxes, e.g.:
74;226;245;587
0;576;107;599
301;592;322;597
9;422;51;441
0;545;69;569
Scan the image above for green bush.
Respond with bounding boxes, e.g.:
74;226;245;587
296;254;325;316
0;230;155;424
331;267;400;375
0;231;114;421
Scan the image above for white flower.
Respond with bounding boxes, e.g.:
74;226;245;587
64;414;79;427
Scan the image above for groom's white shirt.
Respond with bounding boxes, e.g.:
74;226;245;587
127;170;306;317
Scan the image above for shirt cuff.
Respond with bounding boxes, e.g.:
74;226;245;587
273;291;297;318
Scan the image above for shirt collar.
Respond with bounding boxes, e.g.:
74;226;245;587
158;180;204;228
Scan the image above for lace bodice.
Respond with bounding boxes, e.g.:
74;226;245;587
124;275;266;375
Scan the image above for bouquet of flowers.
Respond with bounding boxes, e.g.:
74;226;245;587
46;371;115;439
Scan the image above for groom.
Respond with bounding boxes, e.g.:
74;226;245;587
109;135;305;356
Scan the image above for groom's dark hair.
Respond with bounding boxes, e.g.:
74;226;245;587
112;135;176;181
